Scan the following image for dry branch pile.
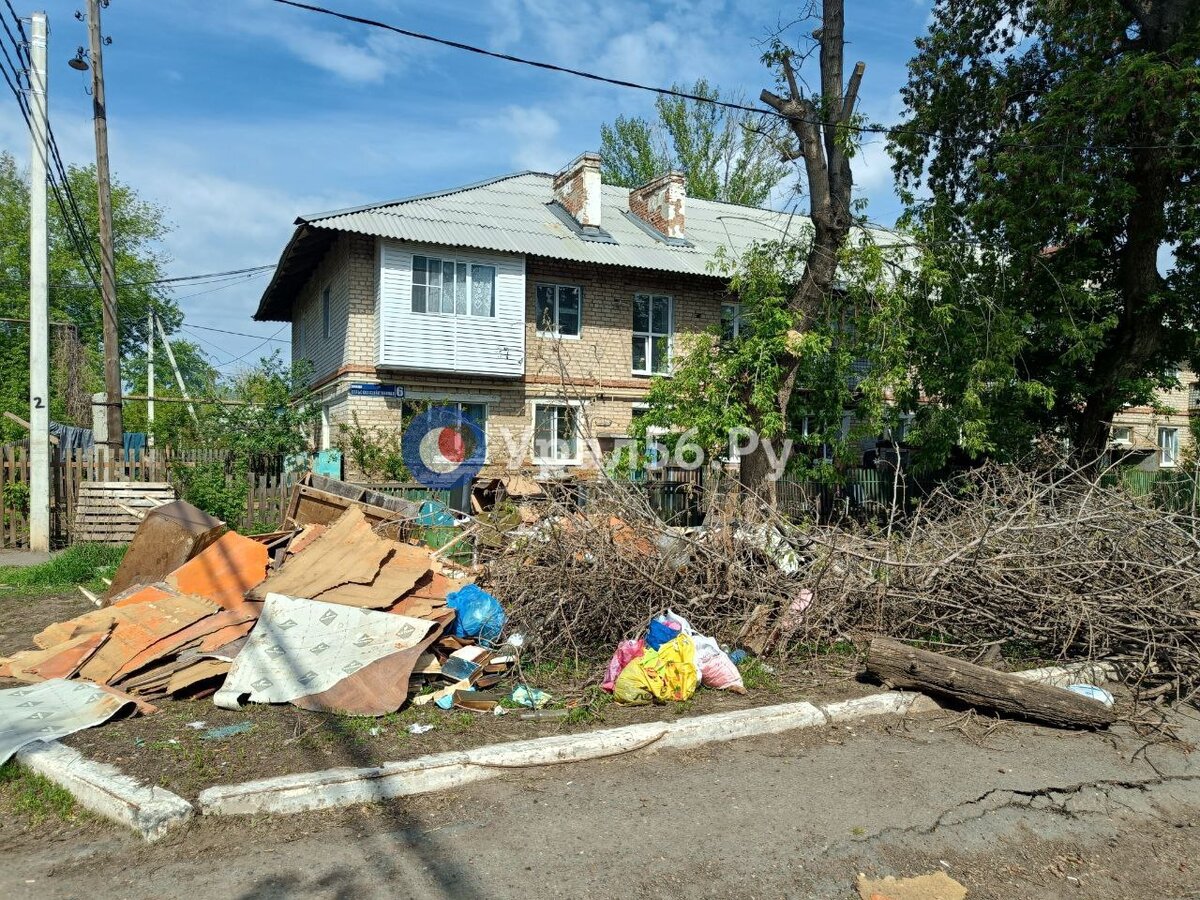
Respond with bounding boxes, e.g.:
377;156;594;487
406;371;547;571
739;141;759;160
483;463;1200;706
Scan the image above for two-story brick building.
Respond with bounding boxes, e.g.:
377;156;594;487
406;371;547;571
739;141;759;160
253;152;811;474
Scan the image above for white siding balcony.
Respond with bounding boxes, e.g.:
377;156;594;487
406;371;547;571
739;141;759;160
377;240;525;377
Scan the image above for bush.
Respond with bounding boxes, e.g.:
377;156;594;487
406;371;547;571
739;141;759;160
172;461;248;526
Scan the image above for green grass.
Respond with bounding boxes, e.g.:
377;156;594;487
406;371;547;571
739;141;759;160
737;658;780;692
0;543;126;592
561;686;614;726
0;761;78;824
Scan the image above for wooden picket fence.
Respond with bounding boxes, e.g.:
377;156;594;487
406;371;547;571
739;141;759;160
0;446;298;549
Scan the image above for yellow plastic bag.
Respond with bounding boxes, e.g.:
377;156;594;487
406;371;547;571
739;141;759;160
612;634;699;705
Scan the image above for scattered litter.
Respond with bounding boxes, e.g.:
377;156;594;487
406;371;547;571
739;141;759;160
1067;684;1115;707
440;646;491;683
408;723;434;735
729;649;749;665
185;721;207;729
602;639;646;693
519;708;568;721
510;685;551;709
105;500;224;599
201;722;253;741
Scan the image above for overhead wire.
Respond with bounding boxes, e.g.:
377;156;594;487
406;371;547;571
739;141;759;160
267;0;1198;153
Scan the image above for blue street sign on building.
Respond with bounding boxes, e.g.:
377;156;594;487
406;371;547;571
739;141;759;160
349;383;404;398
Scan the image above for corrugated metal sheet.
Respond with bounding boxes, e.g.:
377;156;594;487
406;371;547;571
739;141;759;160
255;171;901;321
307;173;800;277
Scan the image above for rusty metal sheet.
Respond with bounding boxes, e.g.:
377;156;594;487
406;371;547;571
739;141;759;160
109;602;261;684
314;542;432;609
0;630;112;683
213;593;436;711
0;679;137;765
252;507;393;601
105;501;225;600
165;530;269;612
75;595;220;684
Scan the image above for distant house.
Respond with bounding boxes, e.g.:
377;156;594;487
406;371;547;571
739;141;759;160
254;152;832;475
1109;368;1198;470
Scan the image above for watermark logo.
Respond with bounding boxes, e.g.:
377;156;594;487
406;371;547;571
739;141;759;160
402;404;486;489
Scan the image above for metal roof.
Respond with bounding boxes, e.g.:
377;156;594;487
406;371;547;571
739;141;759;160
254;171;889;321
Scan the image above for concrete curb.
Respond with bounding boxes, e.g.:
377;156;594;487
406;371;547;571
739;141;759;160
198;691;936;817
16;740;193;841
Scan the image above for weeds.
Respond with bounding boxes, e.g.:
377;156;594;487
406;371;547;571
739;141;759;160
0;761;78;824
0;543;125;593
737;658;780;692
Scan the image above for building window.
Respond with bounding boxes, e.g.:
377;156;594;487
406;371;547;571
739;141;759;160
720;303;742;341
321;286;331;340
1158;427;1179;467
533;402;579;464
535;283;582;337
319;405;331;451
411;255;496;317
632;293;672;375
1111;425;1132;445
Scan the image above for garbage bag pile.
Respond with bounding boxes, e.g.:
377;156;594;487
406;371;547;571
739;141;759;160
604;610;746;705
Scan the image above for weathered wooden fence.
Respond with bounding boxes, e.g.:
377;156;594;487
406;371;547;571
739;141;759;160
0;447;299;549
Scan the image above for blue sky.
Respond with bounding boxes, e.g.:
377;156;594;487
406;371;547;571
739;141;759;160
1;0;933;373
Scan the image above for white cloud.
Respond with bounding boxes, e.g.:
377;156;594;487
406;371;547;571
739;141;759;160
471;105;565;173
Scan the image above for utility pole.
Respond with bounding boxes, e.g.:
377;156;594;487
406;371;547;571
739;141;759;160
86;0;122;453
146;306;154;447
155;313;198;427
28;11;50;553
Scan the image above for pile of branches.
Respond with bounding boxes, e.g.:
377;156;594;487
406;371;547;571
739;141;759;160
483;461;1200;706
800;461;1200;705
482;482;801;661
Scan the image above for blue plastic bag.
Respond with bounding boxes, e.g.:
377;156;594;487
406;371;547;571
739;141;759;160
446;584;506;644
646;617;682;650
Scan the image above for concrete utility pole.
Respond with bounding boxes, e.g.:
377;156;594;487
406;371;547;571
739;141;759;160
86;0;123;453
28;11;50;552
146;305;154;446
154;312;199;427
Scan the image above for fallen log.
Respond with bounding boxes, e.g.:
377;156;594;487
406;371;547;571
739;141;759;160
865;637;1115;729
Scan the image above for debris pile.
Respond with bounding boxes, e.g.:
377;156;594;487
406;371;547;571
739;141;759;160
0;481;511;742
483;485;810;660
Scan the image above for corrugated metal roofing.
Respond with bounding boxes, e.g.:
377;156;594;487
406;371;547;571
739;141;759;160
254;171;895;321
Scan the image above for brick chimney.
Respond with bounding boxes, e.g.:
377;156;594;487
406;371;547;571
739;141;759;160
552;152;603;229
628;171;687;239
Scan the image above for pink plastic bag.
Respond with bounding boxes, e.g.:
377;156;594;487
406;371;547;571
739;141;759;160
602;638;646;693
693;634;746;693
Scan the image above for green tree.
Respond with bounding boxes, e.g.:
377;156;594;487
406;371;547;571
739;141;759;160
599;78;789;206
121;338;222;440
890;0;1200;463
0;152;181;439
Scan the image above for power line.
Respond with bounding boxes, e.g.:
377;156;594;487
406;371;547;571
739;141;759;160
267;0;1199;153
182;322;289;343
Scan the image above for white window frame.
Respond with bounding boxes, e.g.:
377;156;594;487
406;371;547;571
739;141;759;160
534;282;583;339
531;400;582;465
319;405;331;451
632;293;673;376
1110;425;1132;445
1158;426;1179;468
720;302;742;341
321;286;331;340
411;253;497;318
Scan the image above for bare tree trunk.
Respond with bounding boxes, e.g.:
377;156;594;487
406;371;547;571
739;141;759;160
747;0;863;504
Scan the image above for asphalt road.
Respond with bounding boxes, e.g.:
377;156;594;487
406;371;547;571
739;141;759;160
4;710;1200;899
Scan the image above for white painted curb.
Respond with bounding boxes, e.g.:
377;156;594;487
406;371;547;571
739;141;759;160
17;740;193;841
198;692;932;816
1013;661;1120;688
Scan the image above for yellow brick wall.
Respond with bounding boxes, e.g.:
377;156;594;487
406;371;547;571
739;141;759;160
1110;366;1197;467
290;234;377;381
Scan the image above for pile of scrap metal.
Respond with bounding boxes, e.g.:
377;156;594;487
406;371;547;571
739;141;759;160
0;481;511;760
